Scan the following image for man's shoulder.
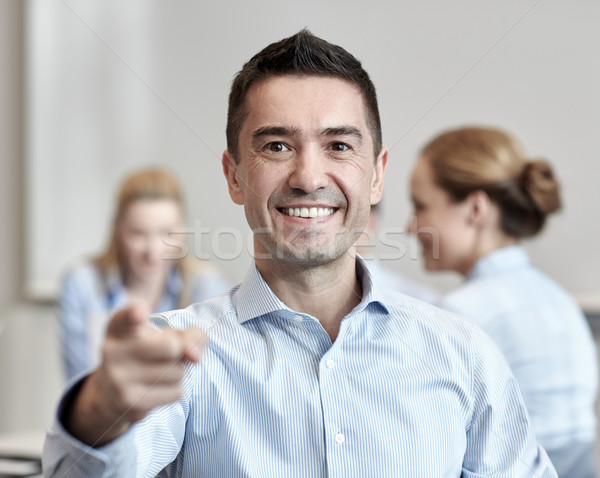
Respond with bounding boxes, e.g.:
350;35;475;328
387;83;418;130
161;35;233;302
373;291;509;382
150;286;238;332
379;289;479;345
368;263;439;303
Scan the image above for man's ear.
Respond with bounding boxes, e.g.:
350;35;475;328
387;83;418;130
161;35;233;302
466;190;491;227
222;150;244;205
370;147;388;205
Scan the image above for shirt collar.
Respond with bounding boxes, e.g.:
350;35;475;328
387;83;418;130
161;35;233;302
233;257;389;324
467;245;530;281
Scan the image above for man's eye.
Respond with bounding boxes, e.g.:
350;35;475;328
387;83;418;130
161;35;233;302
265;142;289;152
330;143;350;152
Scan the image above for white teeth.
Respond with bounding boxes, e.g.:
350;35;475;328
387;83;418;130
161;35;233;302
282;207;334;218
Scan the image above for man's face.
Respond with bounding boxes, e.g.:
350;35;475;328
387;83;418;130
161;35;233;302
223;75;387;268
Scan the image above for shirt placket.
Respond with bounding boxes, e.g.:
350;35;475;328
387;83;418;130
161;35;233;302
318;317;353;477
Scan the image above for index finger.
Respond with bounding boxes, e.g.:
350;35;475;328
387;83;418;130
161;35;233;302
106;301;152;340
128;327;208;363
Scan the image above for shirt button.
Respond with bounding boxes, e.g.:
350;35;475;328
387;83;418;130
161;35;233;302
293;315;303;322
335;432;345;444
326;359;335;369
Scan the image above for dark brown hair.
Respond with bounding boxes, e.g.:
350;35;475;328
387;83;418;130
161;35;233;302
226;29;382;162
421;126;561;238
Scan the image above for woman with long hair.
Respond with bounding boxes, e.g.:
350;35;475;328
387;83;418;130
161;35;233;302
58;167;229;381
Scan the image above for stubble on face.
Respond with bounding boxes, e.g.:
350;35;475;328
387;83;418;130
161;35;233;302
233;76;381;272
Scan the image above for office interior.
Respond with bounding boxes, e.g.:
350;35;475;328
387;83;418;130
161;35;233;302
1;0;599;467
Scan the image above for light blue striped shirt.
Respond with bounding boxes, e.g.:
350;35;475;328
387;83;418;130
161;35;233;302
439;245;598;478
43;259;556;477
363;259;439;303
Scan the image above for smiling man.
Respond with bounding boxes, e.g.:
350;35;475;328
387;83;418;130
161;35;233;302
223;74;385;342
43;30;557;477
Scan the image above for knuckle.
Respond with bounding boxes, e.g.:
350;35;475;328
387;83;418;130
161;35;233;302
121;385;149;415
170;364;185;382
163;332;183;358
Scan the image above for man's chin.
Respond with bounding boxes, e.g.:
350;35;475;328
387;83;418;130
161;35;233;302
267;246;340;267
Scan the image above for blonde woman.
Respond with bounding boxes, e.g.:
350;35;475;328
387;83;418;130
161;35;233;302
409;126;598;478
58;168;229;381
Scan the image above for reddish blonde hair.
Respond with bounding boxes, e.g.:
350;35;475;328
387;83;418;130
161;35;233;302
94;167;187;281
421;126;561;238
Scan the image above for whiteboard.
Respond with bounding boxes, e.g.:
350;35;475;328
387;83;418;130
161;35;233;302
26;0;600;311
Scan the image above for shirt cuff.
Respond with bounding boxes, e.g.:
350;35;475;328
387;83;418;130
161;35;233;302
43;375;138;477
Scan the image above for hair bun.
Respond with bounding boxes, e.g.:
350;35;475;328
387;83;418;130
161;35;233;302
521;160;561;214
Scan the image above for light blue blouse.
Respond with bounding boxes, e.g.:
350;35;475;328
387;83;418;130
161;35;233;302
439;245;598;478
44;259;557;477
58;261;230;381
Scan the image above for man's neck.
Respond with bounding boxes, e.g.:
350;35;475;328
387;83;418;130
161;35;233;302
255;254;362;343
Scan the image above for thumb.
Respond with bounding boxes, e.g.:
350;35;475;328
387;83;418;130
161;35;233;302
180;327;208;363
106;301;152;340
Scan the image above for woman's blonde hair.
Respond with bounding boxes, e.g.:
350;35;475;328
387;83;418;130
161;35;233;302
421;126;561;238
94;168;193;305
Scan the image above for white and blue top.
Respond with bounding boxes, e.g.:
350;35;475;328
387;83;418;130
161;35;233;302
439;245;598;478
44;258;557;477
58;261;230;380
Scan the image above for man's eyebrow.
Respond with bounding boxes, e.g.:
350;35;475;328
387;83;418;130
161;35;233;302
252;125;301;140
321;126;363;142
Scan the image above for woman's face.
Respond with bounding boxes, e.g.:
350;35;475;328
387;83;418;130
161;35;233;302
117;198;183;283
408;157;477;275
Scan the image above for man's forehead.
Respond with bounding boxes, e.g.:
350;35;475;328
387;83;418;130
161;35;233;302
243;75;368;126
246;74;362;98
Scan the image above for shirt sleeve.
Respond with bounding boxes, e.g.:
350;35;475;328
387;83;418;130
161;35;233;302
57;267;94;381
42;373;190;477
461;326;558;477
42;376;137;477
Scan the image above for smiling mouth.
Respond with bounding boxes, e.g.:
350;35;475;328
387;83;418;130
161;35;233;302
277;207;336;218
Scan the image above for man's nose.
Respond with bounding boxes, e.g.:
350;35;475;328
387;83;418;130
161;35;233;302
287;148;330;193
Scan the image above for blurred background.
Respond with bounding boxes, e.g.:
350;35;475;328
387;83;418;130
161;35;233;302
0;0;598;448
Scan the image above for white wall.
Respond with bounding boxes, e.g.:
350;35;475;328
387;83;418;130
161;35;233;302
0;0;63;434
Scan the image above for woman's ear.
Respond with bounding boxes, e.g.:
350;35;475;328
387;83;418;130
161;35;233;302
222;151;244;205
466;190;492;227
